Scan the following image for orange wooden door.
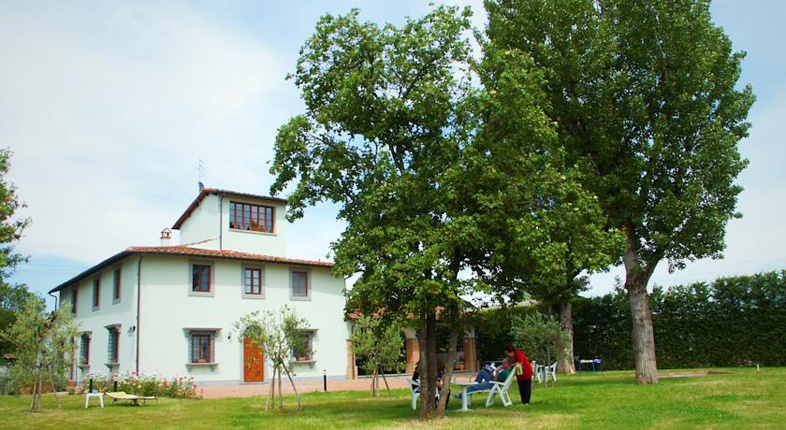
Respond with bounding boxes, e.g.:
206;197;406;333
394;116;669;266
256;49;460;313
243;338;264;382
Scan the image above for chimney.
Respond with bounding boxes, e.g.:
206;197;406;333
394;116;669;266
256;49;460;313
160;228;172;246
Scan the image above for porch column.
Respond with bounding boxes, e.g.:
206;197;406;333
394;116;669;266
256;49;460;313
346;338;357;379
404;328;419;373
463;328;478;372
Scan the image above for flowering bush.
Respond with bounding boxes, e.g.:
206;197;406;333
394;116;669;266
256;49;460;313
82;372;202;399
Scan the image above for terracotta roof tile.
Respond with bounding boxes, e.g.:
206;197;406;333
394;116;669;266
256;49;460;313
125;245;334;267
49;246;333;294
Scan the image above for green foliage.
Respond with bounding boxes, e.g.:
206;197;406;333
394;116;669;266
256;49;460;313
351;315;405;396
486;0;754;272
82;373;202;399
472;306;538;363
466;45;619;305
0;149;32;358
0;149;29;276
272;6;485;418
511;312;571;365
653;271;786;368
0;298;79;409
573;271;786;369
272;5;480;321
0;367;18;395
486;0;754;382
273;4;614;415
0;284;37;357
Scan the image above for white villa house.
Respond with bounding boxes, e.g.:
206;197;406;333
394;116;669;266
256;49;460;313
49;188;352;385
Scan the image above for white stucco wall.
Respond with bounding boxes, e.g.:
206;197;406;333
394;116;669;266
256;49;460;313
62;254;348;385
61;258;140;383
177;193;288;257
177;194;221;249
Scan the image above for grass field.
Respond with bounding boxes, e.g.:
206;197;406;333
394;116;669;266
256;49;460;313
3;368;784;429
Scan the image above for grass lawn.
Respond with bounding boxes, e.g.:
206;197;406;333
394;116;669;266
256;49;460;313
3;367;784;429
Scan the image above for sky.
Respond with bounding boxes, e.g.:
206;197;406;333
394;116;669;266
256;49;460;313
1;0;784;305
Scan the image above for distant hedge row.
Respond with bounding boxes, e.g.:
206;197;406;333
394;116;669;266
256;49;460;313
475;270;786;370
574;270;786;369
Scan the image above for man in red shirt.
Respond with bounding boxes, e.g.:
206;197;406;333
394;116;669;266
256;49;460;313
505;344;534;404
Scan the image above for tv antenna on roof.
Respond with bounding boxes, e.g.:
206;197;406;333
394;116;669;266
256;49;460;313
198;159;206;191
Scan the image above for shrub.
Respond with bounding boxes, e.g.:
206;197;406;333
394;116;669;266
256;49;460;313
0;369;19;395
81;372;202;399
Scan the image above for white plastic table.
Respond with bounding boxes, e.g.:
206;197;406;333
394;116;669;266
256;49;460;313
451;381;475;412
85;392;104;408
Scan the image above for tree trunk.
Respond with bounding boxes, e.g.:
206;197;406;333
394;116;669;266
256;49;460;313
436;321;459;416
559;299;576;374
370;367;378;397
417;311;438;420
29;373;40;412
626;274;659;384
381;372;391;396
623;226;659;384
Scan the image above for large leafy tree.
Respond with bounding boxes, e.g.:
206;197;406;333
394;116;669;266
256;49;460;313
486;0;754;383
270;5;586;419
271;8;478;418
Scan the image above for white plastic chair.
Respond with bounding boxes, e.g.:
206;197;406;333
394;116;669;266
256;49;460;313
546;362;558;383
485;363;521;407
531;361;544;384
408;378;440;409
408;379;420;410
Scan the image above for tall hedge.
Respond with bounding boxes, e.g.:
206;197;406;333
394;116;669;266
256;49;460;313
572;270;786;369
572;289;634;370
